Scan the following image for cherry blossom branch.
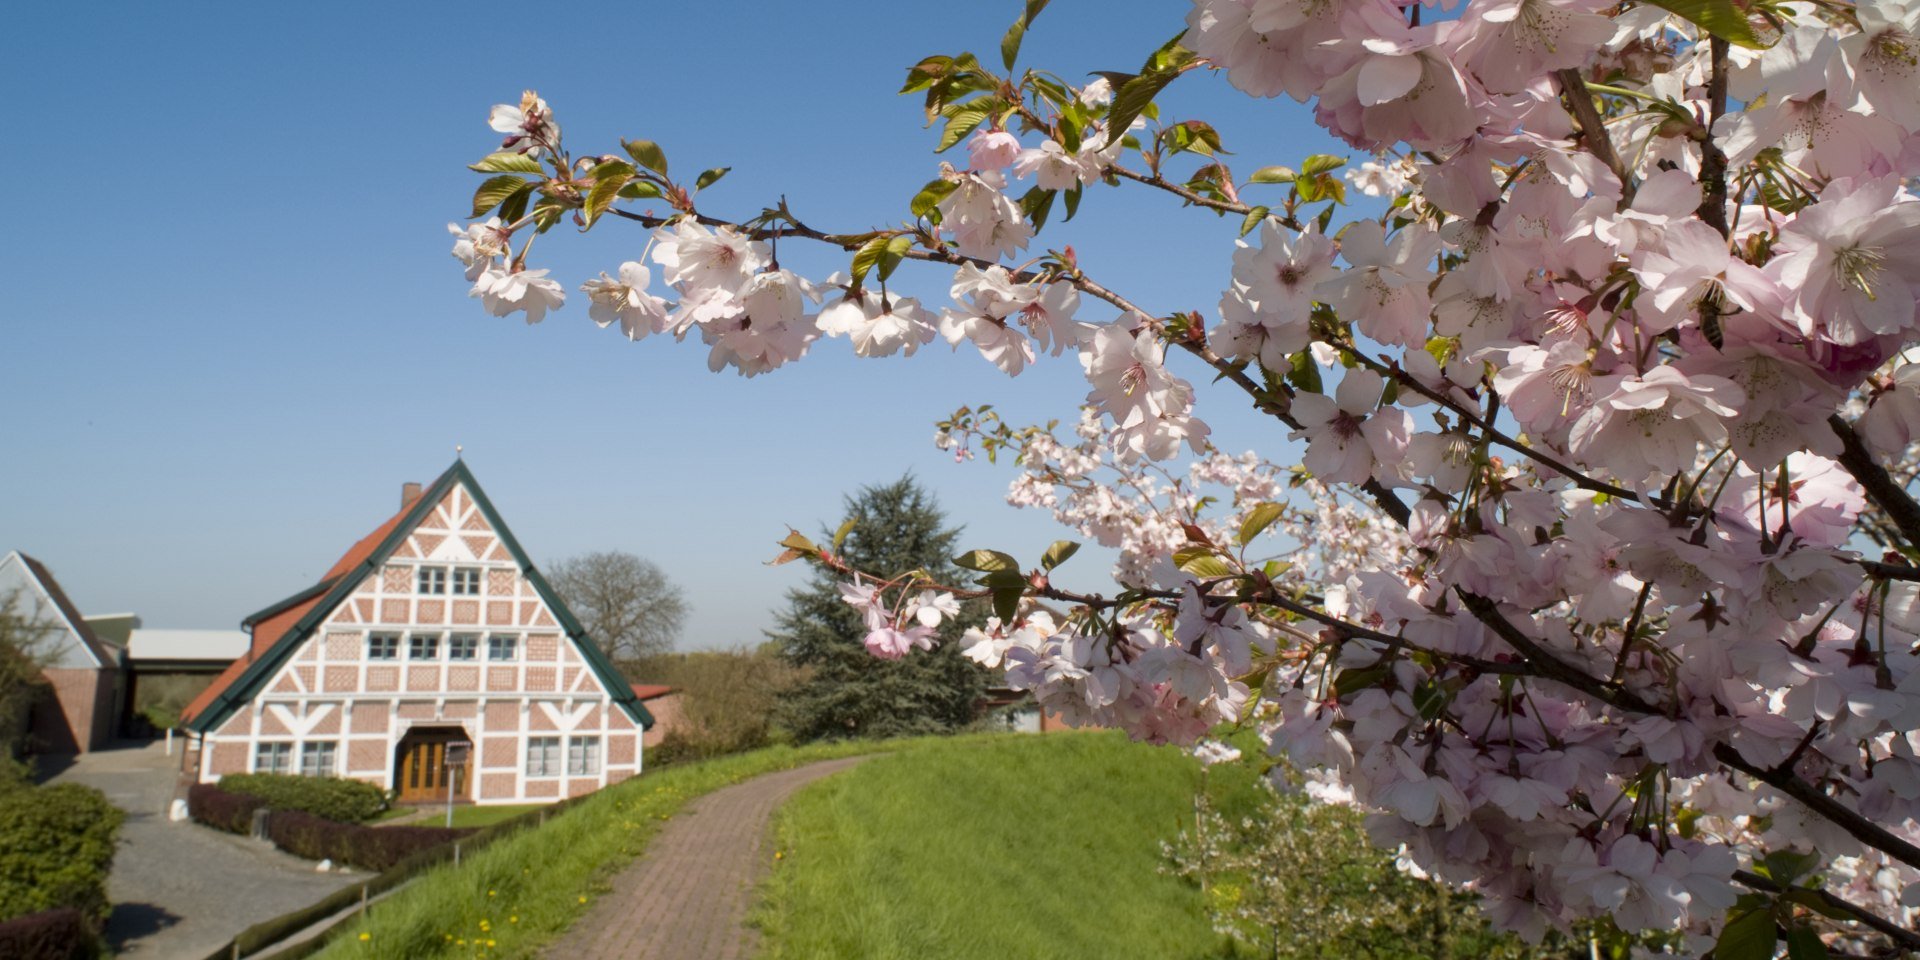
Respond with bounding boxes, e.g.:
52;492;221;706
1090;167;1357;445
1555;69;1633;204
1831;415;1920;549
1731;870;1920;952
1713;742;1920;872
1324;336;1676;512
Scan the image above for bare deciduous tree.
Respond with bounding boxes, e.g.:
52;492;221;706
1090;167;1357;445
545;551;688;661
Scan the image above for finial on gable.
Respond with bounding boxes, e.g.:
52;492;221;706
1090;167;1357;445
455;444;464;461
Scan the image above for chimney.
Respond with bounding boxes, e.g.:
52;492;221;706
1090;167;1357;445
401;482;423;510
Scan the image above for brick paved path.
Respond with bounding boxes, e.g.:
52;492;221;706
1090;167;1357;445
544;755;870;960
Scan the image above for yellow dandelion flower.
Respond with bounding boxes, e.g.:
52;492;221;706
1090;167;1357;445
579;895;588;903
510;916;519;924
488;890;496;897
775;851;784;860
488;940;497;948
358;932;371;941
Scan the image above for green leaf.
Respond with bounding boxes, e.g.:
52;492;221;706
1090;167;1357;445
1286;349;1322;394
1041;540;1080;571
982;570;1026;623
694;166;731;191
778;529;818;554
851;236;891;286
622;139;668;175
1238;503;1284;546
1062;185;1083;223
878;234;913;282
469;151;543;174
472;175;533;218
1714;909;1777;960
1759;850;1822;886
1239;205;1269;238
1640;0;1766;47
1000;19;1027;71
910;178;959;219
1301;154;1347;177
1783;925;1827;960
1105;69;1180;150
583;170;632;228
498;181;533;224
1172;546;1232;578
901;56;951;95
937;101;995;153
955;550;1021;573
1021;186;1057;231
831;518;857;553
618;180;663;200
1249;165;1296;184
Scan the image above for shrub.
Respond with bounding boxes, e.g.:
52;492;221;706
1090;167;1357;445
264;809;473;872
0;784;123;923
0;908;98;960
218;772;388;823
625;646;802;761
187;782;265;835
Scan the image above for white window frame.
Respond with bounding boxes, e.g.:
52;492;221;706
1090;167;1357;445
417;566;447;595
567;736;602;776
526;736;561;777
255;741;293;774
299;741;337;778
449;634;479;661
487;634;518;661
367;633;400;661
408;633;440;660
451;567;482;595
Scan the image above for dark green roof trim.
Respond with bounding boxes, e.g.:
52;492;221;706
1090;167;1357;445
455;462;652;731
241;576;340;628
187;462;652;733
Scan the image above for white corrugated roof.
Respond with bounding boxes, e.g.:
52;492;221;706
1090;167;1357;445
127;629;249;663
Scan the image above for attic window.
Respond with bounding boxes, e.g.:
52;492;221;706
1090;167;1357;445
417;566;447;595
409;634;440;660
449;634;479;661
452;568;481;595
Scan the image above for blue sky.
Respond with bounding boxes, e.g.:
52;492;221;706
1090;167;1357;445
2;1;1345;649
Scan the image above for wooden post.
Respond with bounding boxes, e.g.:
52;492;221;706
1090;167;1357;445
453;841;461;868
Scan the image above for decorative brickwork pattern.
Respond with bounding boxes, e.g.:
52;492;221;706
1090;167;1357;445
210;743;248;776
482;737;516;769
366;666;399;692
482;773;517;800
324;666;357;692
350;705;389;734
484;702;518;730
448;666;480;692
407;667;439;692
349;740;385;773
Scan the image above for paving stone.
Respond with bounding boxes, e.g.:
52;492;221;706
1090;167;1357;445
543;756;869;960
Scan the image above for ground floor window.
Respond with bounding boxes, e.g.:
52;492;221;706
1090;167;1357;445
255;741;293;774
567;736;601;776
300;741;337;777
526;736;561;777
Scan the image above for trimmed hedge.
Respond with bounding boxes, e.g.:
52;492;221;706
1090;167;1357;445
0;783;123;924
0;908;97;960
265;810;474;872
218;773;387;823
188;782;265;835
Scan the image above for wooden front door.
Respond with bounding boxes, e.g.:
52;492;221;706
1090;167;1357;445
395;729;468;804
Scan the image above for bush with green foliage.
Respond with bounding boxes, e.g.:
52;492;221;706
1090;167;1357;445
219;772;388;823
1164;779;1599;960
626;646;801;762
769;476;987;741
0;783;123;923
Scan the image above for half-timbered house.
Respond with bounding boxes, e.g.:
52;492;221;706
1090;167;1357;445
180;461;654;805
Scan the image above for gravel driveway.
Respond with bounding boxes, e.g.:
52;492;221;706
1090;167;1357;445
43;740;357;959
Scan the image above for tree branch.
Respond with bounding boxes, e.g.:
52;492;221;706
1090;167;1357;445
1714;742;1920;872
1831;415;1920;549
1555;69;1633;204
1732;870;1920;952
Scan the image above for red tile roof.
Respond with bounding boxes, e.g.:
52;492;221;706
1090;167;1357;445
630;684;675;700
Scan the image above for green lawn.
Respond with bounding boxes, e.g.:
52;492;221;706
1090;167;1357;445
445;803;545;829
367;806;417;824
754;732;1260;960
313;737;929;959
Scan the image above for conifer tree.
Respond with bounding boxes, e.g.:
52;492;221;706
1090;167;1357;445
771;477;986;741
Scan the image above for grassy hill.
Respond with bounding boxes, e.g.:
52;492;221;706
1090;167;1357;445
755;732;1257;960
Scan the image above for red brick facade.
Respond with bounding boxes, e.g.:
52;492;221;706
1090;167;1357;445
31;667;117;753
